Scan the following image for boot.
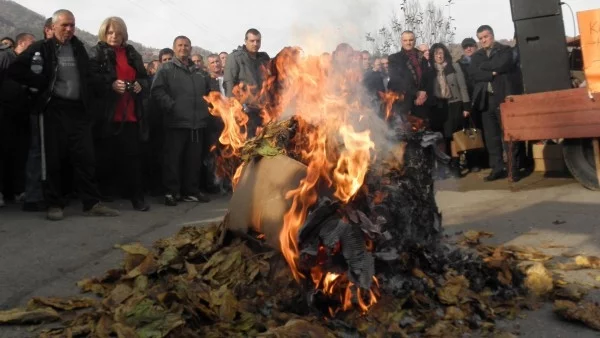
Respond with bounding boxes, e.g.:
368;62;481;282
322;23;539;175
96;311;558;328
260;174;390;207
448;158;462;179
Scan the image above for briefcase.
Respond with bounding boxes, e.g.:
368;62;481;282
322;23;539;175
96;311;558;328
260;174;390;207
452;119;484;153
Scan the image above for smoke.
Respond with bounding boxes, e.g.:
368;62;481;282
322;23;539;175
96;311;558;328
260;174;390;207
286;0;383;55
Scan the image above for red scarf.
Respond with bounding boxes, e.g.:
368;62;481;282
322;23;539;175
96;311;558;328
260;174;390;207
405;49;422;86
113;46;137;122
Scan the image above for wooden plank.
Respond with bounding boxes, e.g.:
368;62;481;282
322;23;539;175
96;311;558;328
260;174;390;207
500;88;600;141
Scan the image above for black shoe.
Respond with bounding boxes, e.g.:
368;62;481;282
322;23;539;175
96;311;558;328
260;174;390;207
22;201;46;212
132;199;150;211
164;194;178;206
509;171;522;183
470;166;481;173
484;170;507;182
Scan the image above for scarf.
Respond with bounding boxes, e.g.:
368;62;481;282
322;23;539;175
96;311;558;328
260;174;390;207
434;62;451;99
402;49;422;87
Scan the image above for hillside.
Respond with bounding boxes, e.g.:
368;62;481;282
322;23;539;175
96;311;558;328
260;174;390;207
0;0;212;61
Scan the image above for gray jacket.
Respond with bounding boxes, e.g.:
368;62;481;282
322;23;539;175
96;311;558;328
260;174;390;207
223;46;270;100
444;62;471;109
151;57;214;129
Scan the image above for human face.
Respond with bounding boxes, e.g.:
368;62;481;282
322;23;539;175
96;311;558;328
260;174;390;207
245;33;261;54
219;53;227;67
381;58;389;73
401;32;415;51
160;53;173;63
477;30;494;49
463;45;477;57
433;48;445;64
173;38;191;60
106;24;124;47
361;52;370;70
191;55;203;68
372;59;381;72
44;27;54;39
52;13;76;44
208;56;222;75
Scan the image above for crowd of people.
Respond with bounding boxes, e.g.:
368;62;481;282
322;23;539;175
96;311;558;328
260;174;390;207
0;8;528;221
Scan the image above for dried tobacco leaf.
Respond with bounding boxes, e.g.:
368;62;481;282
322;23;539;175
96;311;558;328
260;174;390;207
524;263;553;297
437;273;469;305
257;319;338;338
461;231;494;245
28;297;97;311
575;256;600;269
554;300;600;331
0;307;59;324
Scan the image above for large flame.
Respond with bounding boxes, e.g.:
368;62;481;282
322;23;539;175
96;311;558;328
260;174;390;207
206;45;389;314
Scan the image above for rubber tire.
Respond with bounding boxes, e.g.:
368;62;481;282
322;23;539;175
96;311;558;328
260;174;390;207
562;138;600;191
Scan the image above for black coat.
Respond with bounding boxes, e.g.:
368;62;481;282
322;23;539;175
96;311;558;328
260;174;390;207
468;42;520;110
387;49;434;117
88;42;149;140
7;36;91;114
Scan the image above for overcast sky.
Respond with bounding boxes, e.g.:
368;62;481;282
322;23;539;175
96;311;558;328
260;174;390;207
13;0;599;55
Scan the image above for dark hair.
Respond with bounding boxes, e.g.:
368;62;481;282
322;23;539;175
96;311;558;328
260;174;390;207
245;28;261;40
219;51;228;56
172;35;191;46
401;30;415;37
158;48;174;62
15;33;34;45
429;43;454;71
1;37;15;46
476;25;494;36
44;17;52;28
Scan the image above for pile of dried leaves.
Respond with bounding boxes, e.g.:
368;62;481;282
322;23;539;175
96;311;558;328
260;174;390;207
2;220;600;337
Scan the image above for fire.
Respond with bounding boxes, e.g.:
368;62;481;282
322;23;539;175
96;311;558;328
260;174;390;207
380;91;401;121
207;44;395;314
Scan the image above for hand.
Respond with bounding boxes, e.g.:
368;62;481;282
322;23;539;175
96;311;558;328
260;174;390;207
463;111;470;118
112;80;126;94
414;91;427;106
133;81;142;94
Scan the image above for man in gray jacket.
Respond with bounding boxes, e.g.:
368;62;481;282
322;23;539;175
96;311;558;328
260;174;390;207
223;28;270;137
151;35;214;206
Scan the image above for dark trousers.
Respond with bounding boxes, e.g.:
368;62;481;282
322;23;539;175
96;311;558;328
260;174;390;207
0;108;29;197
481;96;522;173
163;128;204;196
95;123;144;201
24;114;43;203
44;98;100;210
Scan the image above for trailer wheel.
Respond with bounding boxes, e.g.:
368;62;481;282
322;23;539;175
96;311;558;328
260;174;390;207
562;138;600;191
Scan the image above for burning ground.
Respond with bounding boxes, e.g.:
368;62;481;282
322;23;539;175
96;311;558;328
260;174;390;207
2;46;600;337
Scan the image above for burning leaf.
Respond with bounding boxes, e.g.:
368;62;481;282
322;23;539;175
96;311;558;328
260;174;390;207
524;263;553;297
554;300;600;331
461;231;494;245
437;274;469;305
28;297;97;311
0;307;59;324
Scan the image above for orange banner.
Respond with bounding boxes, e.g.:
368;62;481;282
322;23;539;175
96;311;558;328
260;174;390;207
578;9;600;93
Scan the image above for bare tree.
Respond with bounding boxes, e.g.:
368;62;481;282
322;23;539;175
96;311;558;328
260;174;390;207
366;0;456;56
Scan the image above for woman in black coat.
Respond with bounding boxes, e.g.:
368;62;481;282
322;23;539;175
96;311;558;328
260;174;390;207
89;16;150;211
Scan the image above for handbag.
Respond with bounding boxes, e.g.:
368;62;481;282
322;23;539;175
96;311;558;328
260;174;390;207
452;117;484;153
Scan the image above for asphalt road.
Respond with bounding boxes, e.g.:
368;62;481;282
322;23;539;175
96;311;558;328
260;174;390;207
0;171;599;337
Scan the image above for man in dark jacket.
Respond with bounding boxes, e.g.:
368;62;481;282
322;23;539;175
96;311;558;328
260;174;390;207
7;9;120;220
151;35;214;206
469;25;522;182
387;30;433;123
223;28;270;137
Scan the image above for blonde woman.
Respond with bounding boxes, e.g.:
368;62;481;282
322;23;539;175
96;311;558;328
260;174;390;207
89;16;149;211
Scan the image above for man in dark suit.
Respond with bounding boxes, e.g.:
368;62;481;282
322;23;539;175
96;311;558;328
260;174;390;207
469;25;523;182
387;30;433;123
